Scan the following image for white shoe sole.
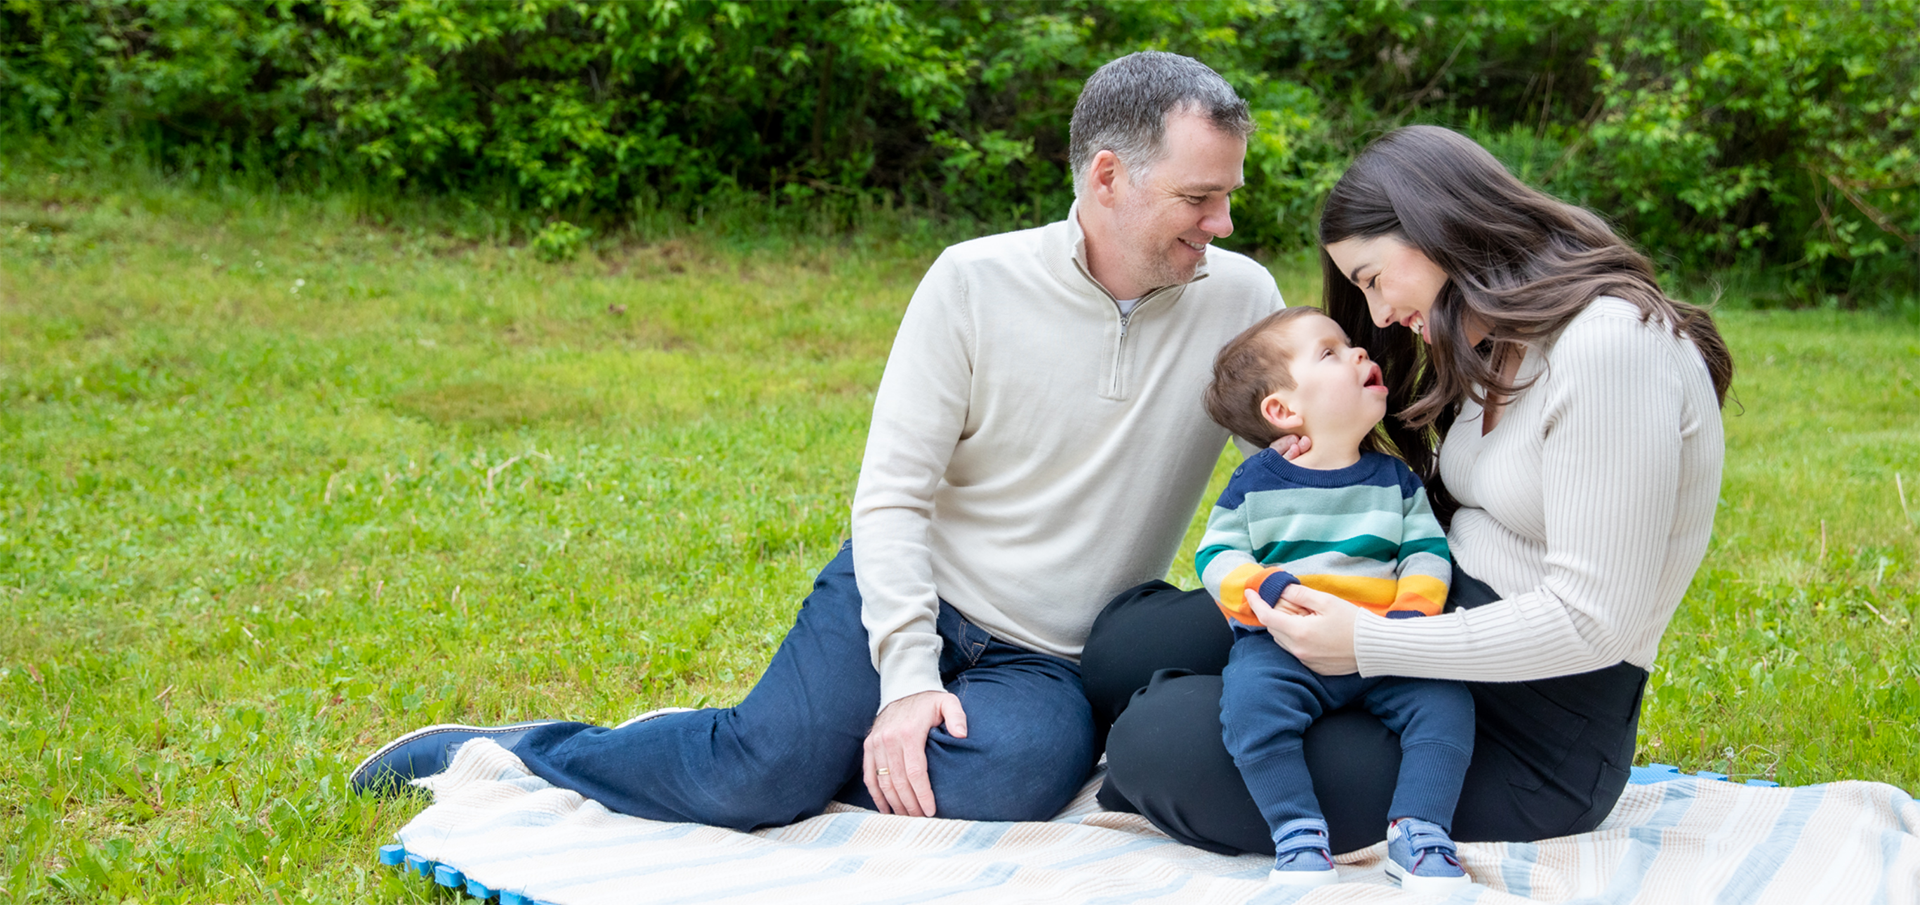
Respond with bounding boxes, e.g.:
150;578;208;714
348;720;561;782
614;706;698;730
1266;866;1339;888
1385;859;1473;895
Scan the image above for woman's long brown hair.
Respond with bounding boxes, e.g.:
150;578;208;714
1319;125;1734;525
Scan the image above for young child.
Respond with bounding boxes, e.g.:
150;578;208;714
1197;307;1475;893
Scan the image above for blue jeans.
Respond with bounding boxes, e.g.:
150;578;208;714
510;542;1098;830
1221;630;1475;840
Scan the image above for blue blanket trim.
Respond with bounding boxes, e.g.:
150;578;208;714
1629;762;1781;787
380;843;558;905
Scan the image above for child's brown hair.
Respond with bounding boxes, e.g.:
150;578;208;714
1202;306;1335;447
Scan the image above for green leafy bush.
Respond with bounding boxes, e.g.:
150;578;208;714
1577;0;1920;303
531;219;591;262
2;0;1914;303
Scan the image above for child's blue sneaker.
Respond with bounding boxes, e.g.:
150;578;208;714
1266;818;1339;888
1384;817;1472;894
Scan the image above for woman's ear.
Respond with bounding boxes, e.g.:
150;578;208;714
1260;393;1305;435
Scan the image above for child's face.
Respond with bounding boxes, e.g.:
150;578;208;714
1268;316;1389;441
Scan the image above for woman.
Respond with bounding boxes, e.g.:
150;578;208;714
1081;124;1734;855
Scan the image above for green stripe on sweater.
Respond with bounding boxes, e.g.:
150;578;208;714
1253;534;1401;565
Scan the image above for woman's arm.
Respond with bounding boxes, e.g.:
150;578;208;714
1270;309;1719;681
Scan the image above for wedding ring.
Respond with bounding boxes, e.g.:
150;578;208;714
877;768;890;776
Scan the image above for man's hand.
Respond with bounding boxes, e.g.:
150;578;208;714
863;689;968;817
1247;583;1361;675
1270;434;1311;460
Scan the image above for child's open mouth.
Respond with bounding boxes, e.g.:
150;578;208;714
1363;363;1385;389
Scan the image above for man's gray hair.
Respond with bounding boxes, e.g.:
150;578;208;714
1069;52;1253;197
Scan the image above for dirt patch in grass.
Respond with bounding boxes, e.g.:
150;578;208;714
390;380;605;430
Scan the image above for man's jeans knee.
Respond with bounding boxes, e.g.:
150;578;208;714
512;542;1095;829
513;544;874;829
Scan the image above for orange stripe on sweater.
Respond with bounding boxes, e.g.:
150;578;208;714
1216;563;1283;627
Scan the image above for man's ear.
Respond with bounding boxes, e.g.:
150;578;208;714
1260;393;1304;435
1087;149;1126;209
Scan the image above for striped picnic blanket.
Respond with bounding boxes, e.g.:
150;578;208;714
394;739;1920;904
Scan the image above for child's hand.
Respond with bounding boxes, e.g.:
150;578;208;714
1245;588;1308;618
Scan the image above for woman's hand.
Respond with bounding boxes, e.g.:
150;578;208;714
1246;583;1360;675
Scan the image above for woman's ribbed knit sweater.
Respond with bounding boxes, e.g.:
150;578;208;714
1352;297;1725;682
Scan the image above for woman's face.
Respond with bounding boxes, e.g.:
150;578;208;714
1323;234;1458;345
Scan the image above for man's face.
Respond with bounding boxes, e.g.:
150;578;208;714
1109;111;1245;294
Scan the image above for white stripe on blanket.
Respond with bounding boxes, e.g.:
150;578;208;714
395;740;1920;904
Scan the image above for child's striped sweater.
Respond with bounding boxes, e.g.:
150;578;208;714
1198;449;1451;628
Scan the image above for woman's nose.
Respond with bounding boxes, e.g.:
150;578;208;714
1367;298;1391;328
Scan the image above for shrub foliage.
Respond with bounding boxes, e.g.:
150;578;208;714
3;0;1916;301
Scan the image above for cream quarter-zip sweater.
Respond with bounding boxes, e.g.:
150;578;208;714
1352;297;1725;681
852;208;1284;708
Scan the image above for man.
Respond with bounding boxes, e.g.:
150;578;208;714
350;51;1284;829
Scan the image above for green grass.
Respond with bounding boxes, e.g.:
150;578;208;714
1;168;1916;903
